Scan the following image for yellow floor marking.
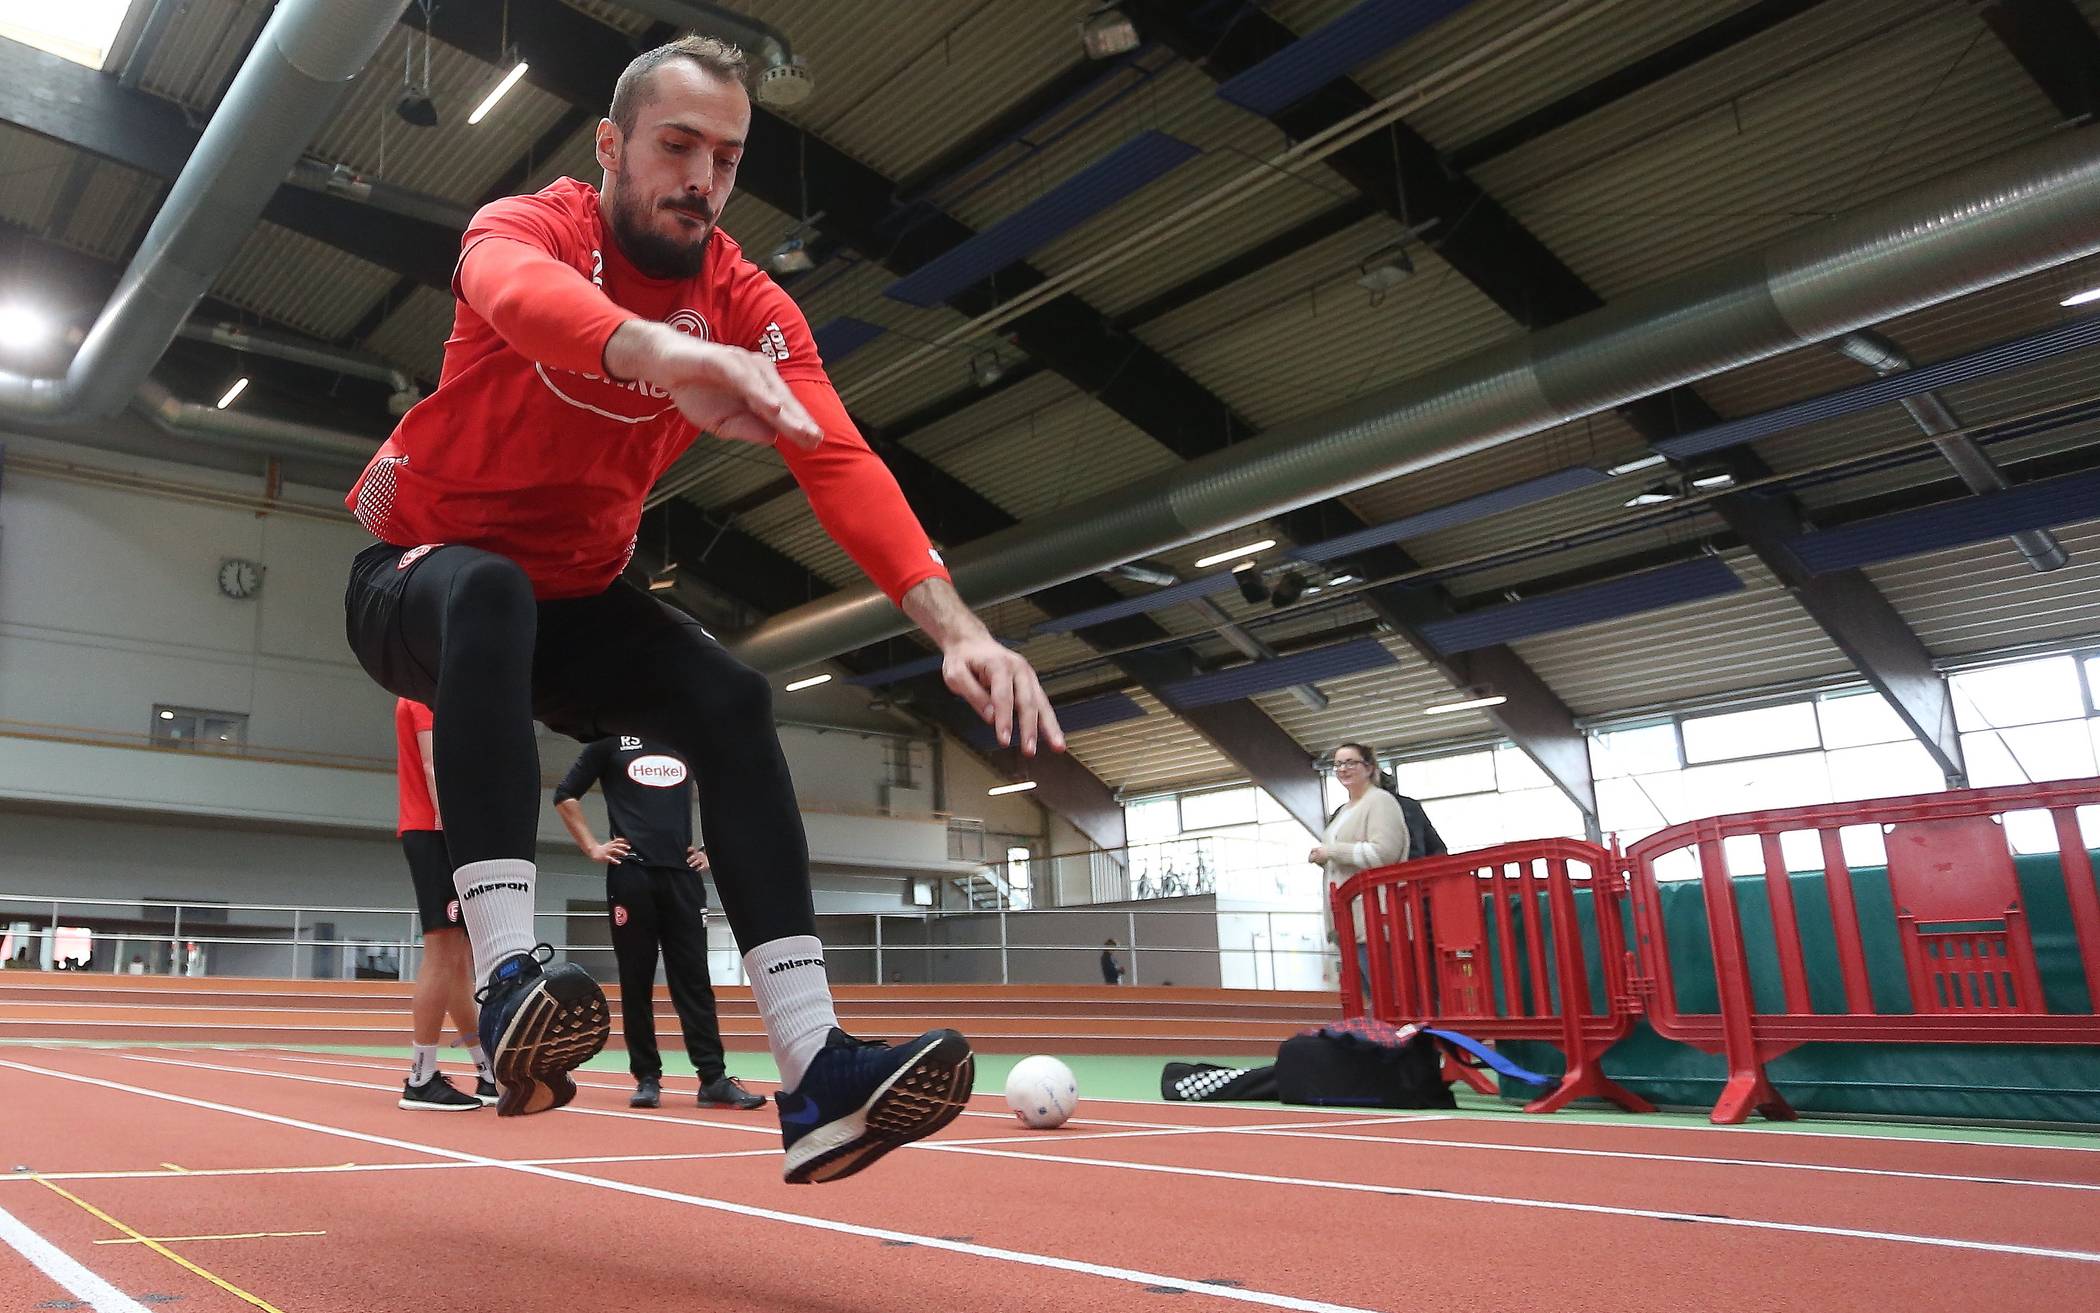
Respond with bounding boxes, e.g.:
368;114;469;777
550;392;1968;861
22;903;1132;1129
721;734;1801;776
33;1177;291;1313
158;1163;188;1173
95;1230;325;1245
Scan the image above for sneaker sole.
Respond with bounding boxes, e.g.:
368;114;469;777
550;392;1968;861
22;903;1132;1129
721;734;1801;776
782;1030;975;1185
490;964;609;1118
397;1098;482;1112
699;1099;768;1111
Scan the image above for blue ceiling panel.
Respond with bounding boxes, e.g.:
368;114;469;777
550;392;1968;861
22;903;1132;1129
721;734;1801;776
1415;556;1743;654
1778;468;2100;574
1656;313;2100;460
883;131;1199;308
1155;636;1396;710
1295;466;1611;562
1215;0;1475;116
811;316;885;365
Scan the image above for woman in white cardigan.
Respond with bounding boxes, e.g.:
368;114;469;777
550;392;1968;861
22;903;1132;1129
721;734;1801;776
1310;742;1410;988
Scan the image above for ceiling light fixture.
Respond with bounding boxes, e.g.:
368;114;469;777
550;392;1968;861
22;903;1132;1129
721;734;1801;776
1424;694;1508;716
2060;286;2100;307
1623;484;1677;508
1606;453;1669;477
784;673;832;692
0;302;50;352
987;779;1039;796
468;61;530;126
215;377;249;409
765;236;815;276
970;350;1006;388
1195;540;1275;569
1079;5;1139;59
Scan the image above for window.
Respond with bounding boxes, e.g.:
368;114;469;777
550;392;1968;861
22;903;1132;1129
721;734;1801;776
1816;691;1911;749
1393;749;1496;799
1591;722;1680;778
152;706;248;750
1004;846;1033;911
1;2;140;69
1179;785;1256;832
1950;657;2085;732
1681;702;1820;764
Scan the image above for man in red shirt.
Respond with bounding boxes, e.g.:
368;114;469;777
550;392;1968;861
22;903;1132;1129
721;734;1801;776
393;698;497;1111
345;35;1061;1183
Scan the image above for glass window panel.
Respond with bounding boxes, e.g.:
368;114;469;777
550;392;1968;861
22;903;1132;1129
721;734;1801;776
2084;656;2100;710
1124;796;1180;843
1322;772;1349;815
1496;786;1587;844
2002;721;2098;782
1598;777;1666;846
1680;751;1831;818
1826;741;1946;803
1817;691;1910;749
1950;656;2084;731
1960;731;2025;788
2003;809;2063;857
1255;789;1291;824
1721;833;1766;876
1589;722;1680;779
1418;793;1503;854
1179;786;1256;832
1837;823;1888;871
1493;745;1550;792
1394;750;1496;799
1681;702;1820;764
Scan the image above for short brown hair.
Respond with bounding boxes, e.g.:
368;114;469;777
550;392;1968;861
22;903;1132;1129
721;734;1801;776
608;34;749;135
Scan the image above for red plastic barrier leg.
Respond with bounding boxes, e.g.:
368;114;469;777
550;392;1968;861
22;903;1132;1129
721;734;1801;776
1441;1052;1498;1095
1525;1058;1655;1116
1710;1050;1798;1125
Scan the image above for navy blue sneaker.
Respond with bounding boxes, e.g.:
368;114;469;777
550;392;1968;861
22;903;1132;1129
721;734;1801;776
474;946;608;1117
774;1028;974;1184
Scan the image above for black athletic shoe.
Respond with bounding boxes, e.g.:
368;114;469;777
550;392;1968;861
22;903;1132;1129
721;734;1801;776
630;1076;662;1109
399;1073;481;1112
774;1028;974;1184
474;945;609;1117
698;1075;766;1110
474;1077;499;1106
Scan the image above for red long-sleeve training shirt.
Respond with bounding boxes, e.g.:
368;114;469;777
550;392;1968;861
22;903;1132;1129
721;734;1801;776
348;177;948;603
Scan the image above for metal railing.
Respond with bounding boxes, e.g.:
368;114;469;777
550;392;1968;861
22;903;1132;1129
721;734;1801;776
0;892;1332;991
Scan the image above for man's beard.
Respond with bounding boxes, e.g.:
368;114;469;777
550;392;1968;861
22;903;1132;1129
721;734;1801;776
609;183;712;279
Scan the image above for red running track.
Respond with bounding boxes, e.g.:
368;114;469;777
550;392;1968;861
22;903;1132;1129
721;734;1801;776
1;1044;2097;1312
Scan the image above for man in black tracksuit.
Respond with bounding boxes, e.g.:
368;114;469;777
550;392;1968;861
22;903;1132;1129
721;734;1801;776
554;736;765;1111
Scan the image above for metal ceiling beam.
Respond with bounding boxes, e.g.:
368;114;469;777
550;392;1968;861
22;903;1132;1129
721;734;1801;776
0;37;458;290
1445;0;1835;171
656;499;1128;850
1974;0;2100;123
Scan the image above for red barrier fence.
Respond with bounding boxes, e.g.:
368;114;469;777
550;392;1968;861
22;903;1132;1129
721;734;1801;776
1625;779;2100;1124
1332;840;1651;1114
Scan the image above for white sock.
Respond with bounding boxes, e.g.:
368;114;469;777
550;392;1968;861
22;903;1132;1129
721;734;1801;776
452;859;537;983
466;1041;491;1082
410;1043;438;1085
744;935;838;1089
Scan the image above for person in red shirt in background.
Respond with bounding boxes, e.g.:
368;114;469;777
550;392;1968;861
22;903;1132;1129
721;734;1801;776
392;699;497;1111
343;34;1062;1183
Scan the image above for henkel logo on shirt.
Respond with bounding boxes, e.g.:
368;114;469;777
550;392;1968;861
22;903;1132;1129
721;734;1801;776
532;308;710;423
627;754;688;788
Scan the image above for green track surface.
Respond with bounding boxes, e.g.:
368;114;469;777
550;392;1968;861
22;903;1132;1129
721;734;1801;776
9;1039;2095;1150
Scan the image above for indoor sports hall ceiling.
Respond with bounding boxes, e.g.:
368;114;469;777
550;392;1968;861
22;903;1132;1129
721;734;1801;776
4;0;2099;820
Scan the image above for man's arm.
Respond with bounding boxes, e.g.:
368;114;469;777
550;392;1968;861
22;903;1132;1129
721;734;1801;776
900;576;1063;756
415;728;441;830
551;743;630;864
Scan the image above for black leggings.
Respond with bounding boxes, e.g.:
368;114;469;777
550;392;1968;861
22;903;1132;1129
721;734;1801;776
347;542;814;952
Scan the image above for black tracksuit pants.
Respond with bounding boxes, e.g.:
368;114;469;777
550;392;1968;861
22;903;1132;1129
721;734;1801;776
608;862;727;1083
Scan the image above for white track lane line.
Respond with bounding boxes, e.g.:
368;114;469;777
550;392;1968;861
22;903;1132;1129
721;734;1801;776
0;1057;1382;1313
115;1052;1426;1150
257;1051;1432;1135
141;1052;2100;1194
0;1198;152;1312
0;1149;788;1186
916;1143;2100;1265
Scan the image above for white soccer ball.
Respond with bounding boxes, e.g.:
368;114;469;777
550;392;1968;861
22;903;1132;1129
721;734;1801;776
1003;1054;1078;1129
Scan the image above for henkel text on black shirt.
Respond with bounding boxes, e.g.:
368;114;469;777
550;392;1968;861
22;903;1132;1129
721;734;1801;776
553;736;698;868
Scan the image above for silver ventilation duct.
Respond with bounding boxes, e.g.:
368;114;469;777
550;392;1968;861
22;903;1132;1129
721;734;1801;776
176;320;422;415
131;381;380;469
614;2;813;107
0;0;402;423
1832;329;2068;573
730;130;2100;674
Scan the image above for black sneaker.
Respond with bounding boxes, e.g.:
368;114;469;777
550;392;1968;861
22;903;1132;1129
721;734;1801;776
698;1075;766;1110
399;1073;481;1112
474;946;609;1117
474;1078;499;1106
774;1028;973;1184
630;1076;662;1109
